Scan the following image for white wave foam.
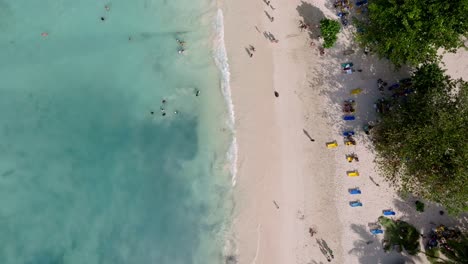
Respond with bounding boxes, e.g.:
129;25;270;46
213;9;238;187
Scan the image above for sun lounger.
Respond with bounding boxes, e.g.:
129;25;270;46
388;83;400;91
348;188;361;194
349;201;362;207
370;229;383;234
326;141;338;149
345;137;356;146
343;115;355;121
346;154;359;162
350;88;362;95
343;131;355;136
347;170;359;177
356;0;368;7
383;210;396;216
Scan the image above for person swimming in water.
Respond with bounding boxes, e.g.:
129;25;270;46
176;39;185;46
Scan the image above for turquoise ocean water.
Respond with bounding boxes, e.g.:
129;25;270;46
0;0;235;263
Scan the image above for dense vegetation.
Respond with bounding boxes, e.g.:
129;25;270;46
438;234;468;263
356;0;468;66
373;64;468;214
320;18;341;48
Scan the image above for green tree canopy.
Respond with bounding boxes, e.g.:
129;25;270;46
357;0;468;66
374;64;468;214
320;18;340;48
379;217;420;255
439;234;468;263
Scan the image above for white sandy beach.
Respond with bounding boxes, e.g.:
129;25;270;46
222;0;468;263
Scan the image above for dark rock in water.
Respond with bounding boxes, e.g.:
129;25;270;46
274;91;279;97
225;255;237;264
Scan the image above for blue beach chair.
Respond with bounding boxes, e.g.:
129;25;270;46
356;0;368;7
370;229;383;235
343;115;355;121
348;188;361;195
383;210;396;216
349;201;362;207
343;130;355;136
388;83;400;91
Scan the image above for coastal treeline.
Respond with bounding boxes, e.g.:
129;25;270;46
356;0;468;66
373;64;468;214
355;0;468;214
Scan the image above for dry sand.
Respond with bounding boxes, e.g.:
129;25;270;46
222;0;468;263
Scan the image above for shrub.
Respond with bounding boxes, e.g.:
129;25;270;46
320;19;340;48
415;201;425;212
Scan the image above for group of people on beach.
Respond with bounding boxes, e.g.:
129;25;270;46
245;0;279;58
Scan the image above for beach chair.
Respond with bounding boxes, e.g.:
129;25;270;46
356;0;368;7
350;88;362;95
326;141;338;149
347;170;359;177
388;83;400;91
346;154;359;162
348;188;361;194
342;130;355;137
383;209;396;216
370;229;383;235
349;200;362;207
344;137;356;146
341;62;354;74
343;99;356;113
343;115;355;121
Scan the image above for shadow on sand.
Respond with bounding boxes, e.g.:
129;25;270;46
296;1;325;40
349;224;418;264
391;196;468;238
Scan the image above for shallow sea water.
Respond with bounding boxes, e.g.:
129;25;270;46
0;0;233;263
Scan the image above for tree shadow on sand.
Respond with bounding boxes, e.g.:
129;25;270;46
349;224;419;264
391;196;468;238
296;1;325;40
